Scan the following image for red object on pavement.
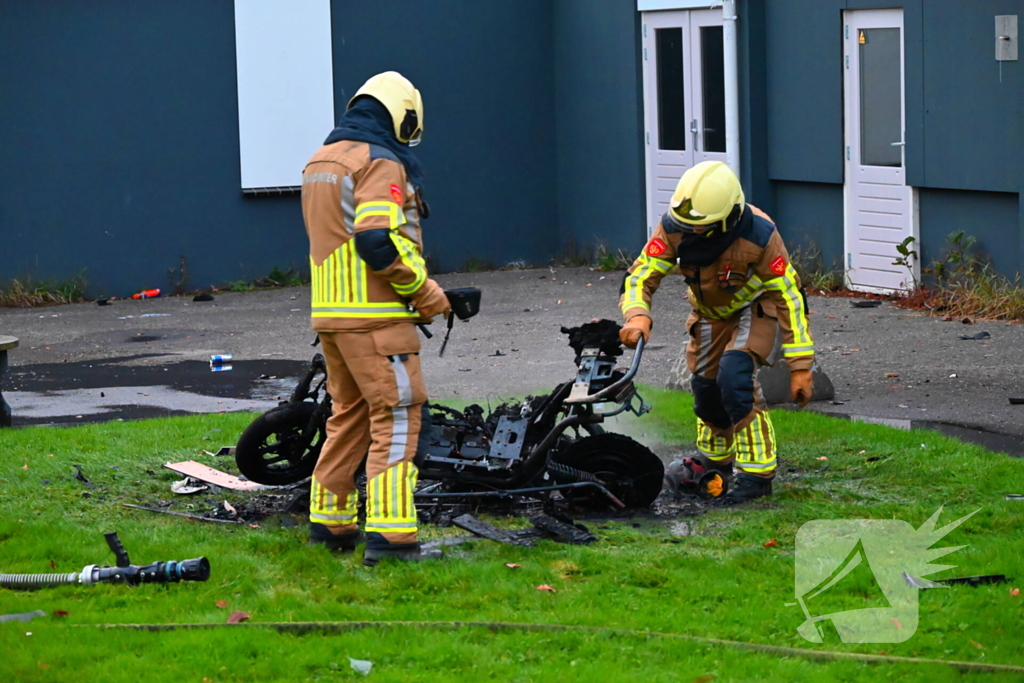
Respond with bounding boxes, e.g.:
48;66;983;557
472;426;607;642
132;289;161;299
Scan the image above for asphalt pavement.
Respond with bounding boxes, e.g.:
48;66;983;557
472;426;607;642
2;267;1022;443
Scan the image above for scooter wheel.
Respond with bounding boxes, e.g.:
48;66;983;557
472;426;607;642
235;401;326;485
553;433;665;509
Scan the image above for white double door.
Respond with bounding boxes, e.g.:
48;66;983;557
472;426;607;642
642;10;729;236
844;9;917;293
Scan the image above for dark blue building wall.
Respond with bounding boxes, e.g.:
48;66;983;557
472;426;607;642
0;0;560;295
773;182;845;271
918;190;1020;277
764;0;845;185
4;1;1021;293
0;1;304;297
330;0;557;272
919;1;1021;193
553;0;646;257
737;0;772;216
763;0;1024;276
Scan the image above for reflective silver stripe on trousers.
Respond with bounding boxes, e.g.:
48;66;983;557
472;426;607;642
736;459;776;470
341;174;355;234
695;322;714;377
388;356;414;464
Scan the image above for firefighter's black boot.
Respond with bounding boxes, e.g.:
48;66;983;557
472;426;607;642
363;543;443;567
308;523;361;552
722;473;773;504
664;455;733;499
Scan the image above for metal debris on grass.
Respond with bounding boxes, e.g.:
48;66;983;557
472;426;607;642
171;477;208;495
902;572;946;589
452;514;536;547
530;514;597;545
937;574;1008;587
72;465;96;489
123;503;243;525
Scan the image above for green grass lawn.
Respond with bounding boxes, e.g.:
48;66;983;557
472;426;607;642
1;388;1022;682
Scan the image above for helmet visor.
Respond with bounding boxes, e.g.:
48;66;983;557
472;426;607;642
667;210;722;235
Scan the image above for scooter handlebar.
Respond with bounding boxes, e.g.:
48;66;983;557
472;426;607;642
568;337;645;405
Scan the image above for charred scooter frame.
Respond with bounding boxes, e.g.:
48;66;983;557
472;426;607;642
235;311;664;510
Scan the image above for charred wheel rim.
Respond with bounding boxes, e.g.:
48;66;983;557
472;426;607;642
553;433;665;509
235;401;326;485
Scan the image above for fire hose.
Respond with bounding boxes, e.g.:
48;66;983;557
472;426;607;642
0;531;210;590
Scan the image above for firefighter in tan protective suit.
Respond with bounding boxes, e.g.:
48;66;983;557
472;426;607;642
619;161;814;503
301;72;448;564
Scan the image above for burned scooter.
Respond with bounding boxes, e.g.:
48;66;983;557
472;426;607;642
235;297;664;510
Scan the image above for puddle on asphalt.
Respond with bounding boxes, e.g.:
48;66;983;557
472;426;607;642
6;356;1024;458
5;355;309;426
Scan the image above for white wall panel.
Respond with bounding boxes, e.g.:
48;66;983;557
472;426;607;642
234;0;334;190
637;1;720;11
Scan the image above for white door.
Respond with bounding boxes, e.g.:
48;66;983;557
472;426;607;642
843;9;917;293
642;10;728;236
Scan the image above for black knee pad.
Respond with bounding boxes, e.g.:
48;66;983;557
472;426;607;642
690;374;731;430
717;350;756;425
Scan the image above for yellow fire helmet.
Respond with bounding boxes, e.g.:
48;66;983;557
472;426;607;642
667;161;745;235
348;71;424;146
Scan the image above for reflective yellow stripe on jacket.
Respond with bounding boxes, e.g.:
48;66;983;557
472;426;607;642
708;275;763;320
309;239;418;320
621;254;674;316
391;233;427;297
763;264;814;358
356;199;428;299
355;201;405;230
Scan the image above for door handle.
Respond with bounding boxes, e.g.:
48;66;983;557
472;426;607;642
691;119;699;150
890;141;906;147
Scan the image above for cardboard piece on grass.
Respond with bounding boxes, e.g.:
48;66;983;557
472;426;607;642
164;461;269;491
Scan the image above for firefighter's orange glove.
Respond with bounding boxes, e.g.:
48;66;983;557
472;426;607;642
790;369;813;407
411;279;451;320
619;315;652;349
